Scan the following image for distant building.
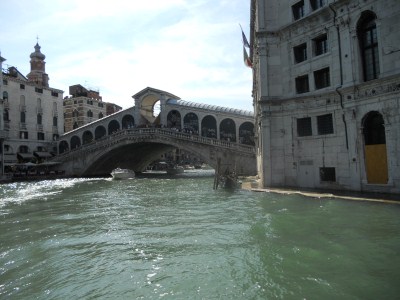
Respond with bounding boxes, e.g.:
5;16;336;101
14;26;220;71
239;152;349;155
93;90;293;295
63;84;122;132
251;0;400;193
0;43;64;175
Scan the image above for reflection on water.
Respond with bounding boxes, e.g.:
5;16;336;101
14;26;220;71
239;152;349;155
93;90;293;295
0;174;399;299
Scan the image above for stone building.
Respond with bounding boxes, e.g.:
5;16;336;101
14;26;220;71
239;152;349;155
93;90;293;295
0;43;64;172
250;0;400;193
63;84;122;133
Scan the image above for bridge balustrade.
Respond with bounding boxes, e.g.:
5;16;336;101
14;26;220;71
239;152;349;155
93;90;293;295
55;128;255;160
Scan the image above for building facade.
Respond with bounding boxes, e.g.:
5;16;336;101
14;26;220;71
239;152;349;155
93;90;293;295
251;0;400;193
0;43;64;171
63;84;122;133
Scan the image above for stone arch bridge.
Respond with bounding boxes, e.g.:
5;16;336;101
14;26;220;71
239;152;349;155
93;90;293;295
54;87;256;177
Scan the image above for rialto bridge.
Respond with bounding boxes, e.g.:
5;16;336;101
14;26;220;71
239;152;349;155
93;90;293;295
53;87;257;177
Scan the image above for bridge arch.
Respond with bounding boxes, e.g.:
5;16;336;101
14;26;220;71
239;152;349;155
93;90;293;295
83;130;94;145
183;112;199;133
59;140;69;154
201;115;217;138
239;122;255;146
220;118;236;142
71;135;81;149
122;114;135;129
95;125;107;140
108;120;120;134
167;110;181;129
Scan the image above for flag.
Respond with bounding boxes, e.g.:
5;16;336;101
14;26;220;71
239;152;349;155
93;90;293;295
239;24;250;48
243;46;252;68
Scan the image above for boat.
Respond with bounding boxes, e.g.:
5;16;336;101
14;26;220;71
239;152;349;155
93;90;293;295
166;165;184;175
111;168;135;180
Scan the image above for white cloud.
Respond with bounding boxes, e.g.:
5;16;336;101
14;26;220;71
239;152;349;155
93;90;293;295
0;0;253;111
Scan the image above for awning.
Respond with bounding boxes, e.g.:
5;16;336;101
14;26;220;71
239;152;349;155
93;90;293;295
34;151;53;159
3;154;18;164
17;153;35;160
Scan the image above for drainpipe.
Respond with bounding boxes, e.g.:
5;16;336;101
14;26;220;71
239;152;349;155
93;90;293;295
329;2;349;149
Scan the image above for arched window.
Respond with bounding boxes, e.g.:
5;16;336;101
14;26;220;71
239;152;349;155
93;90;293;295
4;109;9;122
357;11;379;81
20;111;26;123
87;110;93;117
73;109;79;118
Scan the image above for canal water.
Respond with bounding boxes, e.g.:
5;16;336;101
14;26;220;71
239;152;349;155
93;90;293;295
1;171;399;299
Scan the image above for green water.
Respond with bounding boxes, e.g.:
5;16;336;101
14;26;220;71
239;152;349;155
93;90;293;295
1;173;399;299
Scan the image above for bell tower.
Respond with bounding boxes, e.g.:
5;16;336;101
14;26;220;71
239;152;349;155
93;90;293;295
27;41;49;87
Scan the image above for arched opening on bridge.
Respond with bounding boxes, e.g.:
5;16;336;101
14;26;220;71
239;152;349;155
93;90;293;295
59;140;69;154
71;135;81;149
220;118;236;142
82;131;94;145
95;126;107;140
183;112;199;134
140;94;161;125
167;110;181;129
153;100;161;117
108;120;120;135
201;115;217;138
122;115;135;129
239;122;255;145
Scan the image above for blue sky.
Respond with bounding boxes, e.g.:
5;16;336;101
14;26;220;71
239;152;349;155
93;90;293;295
0;0;253;111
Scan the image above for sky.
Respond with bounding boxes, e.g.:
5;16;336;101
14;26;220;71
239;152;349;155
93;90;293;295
0;0;254;111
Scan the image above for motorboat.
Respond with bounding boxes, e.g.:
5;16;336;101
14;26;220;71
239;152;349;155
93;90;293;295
111;168;135;180
166;165;184;175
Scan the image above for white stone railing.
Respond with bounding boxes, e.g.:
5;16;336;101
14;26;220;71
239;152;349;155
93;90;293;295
55;128;255;160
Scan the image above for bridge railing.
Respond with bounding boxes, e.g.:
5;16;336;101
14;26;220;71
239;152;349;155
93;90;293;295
55;128;255;160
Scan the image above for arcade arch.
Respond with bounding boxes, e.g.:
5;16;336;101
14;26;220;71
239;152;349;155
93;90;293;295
201;115;217;138
220;118;236;142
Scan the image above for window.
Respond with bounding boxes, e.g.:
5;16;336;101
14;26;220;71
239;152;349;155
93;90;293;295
4;109;9;121
37;132;45;140
20;111;26;123
314;67;330;89
20;84;25;89
295;75;309;94
51;91;58;97
99;112;104;119
37;114;42;125
87;110;93;117
73;122;79;129
310;0;324;11
313;34;328;56
320;167;336;182
357;11;380;81
292;0;305;20
317;113;334;135
297;117;312;136
35;87;43;93
20;131;28;139
2;91;8;100
73;109;79;118
294;43;307;63
53;116;58;127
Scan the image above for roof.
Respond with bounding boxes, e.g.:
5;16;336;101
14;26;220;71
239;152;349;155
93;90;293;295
166;99;254;117
132;87;181;100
